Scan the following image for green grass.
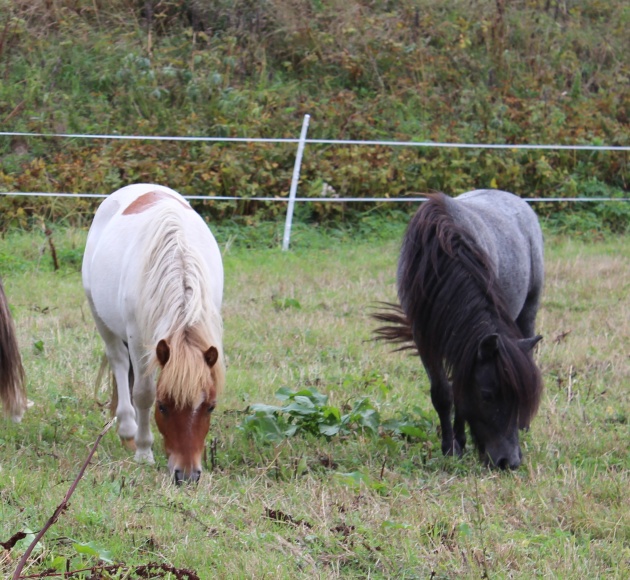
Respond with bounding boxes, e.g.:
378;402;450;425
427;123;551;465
0;224;628;578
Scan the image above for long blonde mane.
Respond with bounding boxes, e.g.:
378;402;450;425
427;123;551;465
137;205;225;407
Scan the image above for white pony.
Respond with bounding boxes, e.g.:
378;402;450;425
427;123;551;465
82;184;225;484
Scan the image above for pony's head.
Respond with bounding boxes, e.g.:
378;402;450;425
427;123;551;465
456;333;542;470
153;329;225;484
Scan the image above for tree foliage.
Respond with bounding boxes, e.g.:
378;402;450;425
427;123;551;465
0;0;627;228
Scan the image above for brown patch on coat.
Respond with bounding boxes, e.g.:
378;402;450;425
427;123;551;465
122;190;191;215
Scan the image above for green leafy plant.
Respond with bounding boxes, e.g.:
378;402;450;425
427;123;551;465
240;386;431;443
72;540;114;564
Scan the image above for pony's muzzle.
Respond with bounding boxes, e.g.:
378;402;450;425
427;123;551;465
485;442;522;470
496;455;521;470
173;467;202;485
168;453;203;485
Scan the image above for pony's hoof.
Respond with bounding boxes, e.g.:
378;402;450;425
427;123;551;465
117;423;138;442
443;440;463;457
10;412;24;423
134;449;155;464
120;436;136;451
9;399;32;422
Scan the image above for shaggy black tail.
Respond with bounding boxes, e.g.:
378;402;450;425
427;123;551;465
371;302;417;352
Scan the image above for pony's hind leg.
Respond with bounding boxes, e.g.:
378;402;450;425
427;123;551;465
516;285;542;338
86;296;137;443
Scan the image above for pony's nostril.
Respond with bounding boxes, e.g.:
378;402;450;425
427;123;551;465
173;468;201;485
509;455;521;470
497;457;521;470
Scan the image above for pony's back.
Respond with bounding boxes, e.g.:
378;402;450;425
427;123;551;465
82;184;223;347
445;190;544;322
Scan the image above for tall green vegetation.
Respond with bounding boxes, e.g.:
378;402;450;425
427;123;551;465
0;0;628;228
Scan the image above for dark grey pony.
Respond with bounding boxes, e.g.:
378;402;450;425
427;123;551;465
374;190;544;469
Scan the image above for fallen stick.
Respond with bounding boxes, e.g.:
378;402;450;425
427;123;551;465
12;417;116;580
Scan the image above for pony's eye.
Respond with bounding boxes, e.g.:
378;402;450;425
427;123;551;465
207;403;216;414
157;403;168;415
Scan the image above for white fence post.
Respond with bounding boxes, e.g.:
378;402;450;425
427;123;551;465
282;114;310;251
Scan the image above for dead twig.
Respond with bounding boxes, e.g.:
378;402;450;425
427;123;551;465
1;532;27;550
553;329;572;344
44;228;59;271
12;418;116;580
210;436;217;472
17;561;199;579
264;507;312;529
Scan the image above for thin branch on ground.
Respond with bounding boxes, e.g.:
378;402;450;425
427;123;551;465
12;417;117;580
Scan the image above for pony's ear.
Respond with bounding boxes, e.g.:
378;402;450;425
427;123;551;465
478;333;500;362
156;339;170;367
204;346;219;368
517;335;543;352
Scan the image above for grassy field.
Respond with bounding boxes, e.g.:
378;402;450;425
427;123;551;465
0;222;628;579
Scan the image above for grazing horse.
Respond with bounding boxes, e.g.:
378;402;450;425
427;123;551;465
0;277;26;422
82;184;225;484
374;190;544;469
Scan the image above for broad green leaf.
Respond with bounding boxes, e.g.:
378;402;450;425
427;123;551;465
319;423;341;436
72;541;114;564
248;403;282;414
399;425;427;439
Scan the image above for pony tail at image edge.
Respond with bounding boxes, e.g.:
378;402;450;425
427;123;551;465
371;302;417;352
0;279;26;421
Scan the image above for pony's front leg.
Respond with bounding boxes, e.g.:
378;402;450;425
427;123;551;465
106;345;137;443
453;411;466;454
424;359;459;456
131;373;155;464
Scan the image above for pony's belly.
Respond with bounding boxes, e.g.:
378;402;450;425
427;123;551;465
89;282;134;340
86;245;141;341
